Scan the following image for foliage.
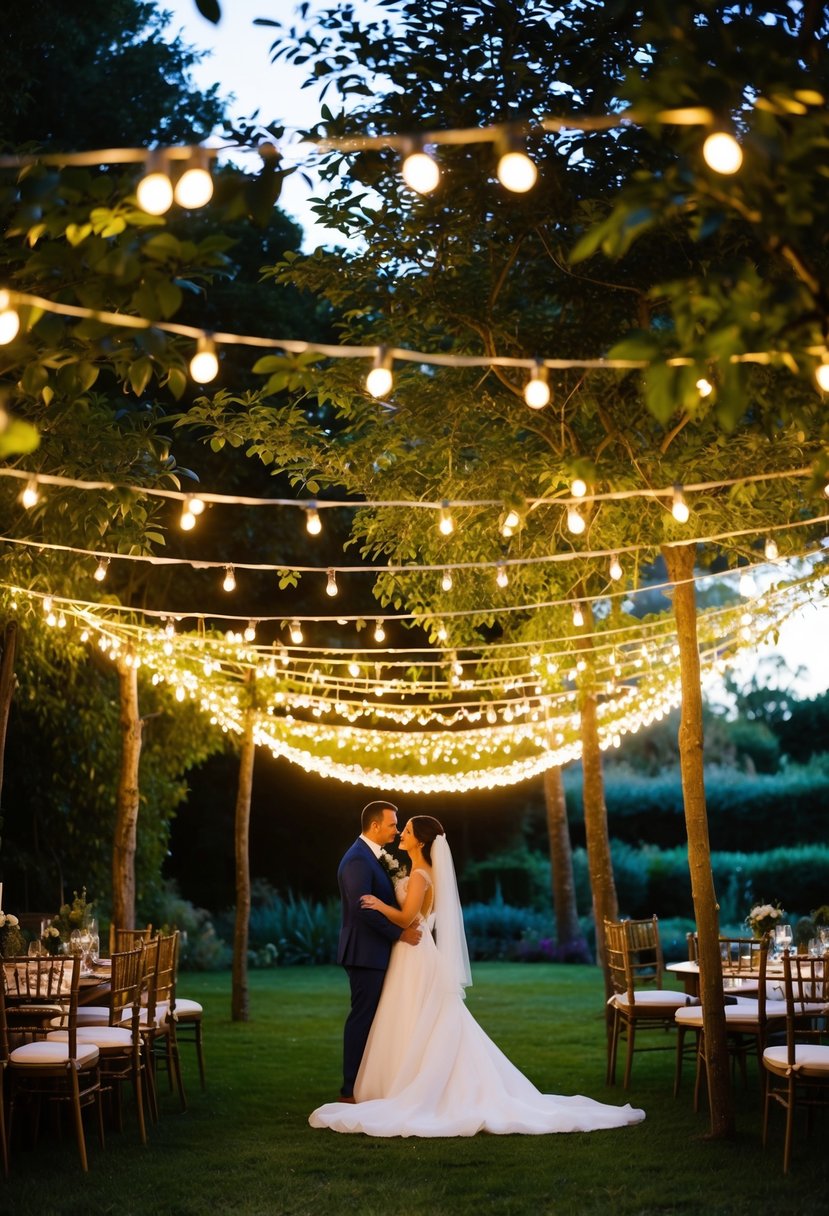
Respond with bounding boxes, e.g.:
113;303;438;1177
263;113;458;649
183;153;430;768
50;886;95;939
564;758;829;850
150;879;232;971
0;909;25;957
460;845;551;910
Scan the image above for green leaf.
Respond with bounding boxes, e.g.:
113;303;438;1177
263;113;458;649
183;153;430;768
0;416;40;457
128;357;153;396
196;0;221;22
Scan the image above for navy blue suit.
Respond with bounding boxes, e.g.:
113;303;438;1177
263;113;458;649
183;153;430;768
337;838;402;1096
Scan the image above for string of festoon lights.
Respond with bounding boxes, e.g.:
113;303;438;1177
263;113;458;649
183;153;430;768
1;558;823;792
2;505;827;605
4;286;829;397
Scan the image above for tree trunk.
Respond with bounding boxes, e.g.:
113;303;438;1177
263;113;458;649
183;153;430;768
0;620;17;808
231;701;256;1022
662;542;735;1138
543;765;581;949
112;657;142;930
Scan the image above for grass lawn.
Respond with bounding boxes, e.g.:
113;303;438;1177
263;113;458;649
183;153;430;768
2;963;827;1215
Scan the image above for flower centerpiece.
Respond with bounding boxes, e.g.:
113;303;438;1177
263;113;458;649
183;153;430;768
45;887;94;951
0;908;26;957
745;901;783;938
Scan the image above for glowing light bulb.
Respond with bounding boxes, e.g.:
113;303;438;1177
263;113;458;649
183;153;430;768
739;572;756;598
496;148;537;193
20;477;39;509
524;363;550;408
438;502;455;535
815;359;829;393
93;557;109;582
373;619;386;643
0;291;20;344
174;151;214;208
696;377;714;398
137;156;174;215
609;555;623;581
244;621;257;642
572;604;584;628
326;568;338;597
222;566;236;593
180;493;204;530
402;149;440;194
436;624;448;642
440;568;454;593
567;507;586;535
496;561;509;588
503;508;521;531
348;659;361;679
366;348;393;398
305;504;322;535
702;131;743;175
764;537;779;561
671;486;690;524
189;336;219;384
571;478;587;499
289;620;303;645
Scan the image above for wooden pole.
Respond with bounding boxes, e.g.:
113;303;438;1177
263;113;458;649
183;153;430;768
112;656;142;931
543;764;581;949
231;681;256;1023
663;542;734;1138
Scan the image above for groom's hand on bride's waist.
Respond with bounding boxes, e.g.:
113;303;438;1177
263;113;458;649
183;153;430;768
400;925;421;946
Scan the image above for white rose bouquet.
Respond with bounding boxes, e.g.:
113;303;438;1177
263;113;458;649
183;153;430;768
379;850;408;888
745;902;783;938
0;909;25;957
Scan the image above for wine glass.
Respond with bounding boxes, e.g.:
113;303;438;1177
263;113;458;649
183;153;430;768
27;939;43;958
69;928;83;956
774;923;793;957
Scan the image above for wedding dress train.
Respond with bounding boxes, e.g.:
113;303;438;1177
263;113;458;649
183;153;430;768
310;872;645;1138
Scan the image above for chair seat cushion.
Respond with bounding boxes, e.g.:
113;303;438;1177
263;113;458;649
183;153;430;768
613;989;686;1011
763;1044;829;1075
175;998;203;1018
676;999;789;1028
75;1006;112;1026
47;1027;134;1049
10;1040;99;1068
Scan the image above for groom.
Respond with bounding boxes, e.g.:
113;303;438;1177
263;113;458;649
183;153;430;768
336;800;420;1101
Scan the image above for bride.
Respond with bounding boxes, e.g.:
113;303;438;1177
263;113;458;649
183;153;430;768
309;815;645;1137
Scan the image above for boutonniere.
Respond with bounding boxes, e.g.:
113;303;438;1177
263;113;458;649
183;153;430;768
379;851;408;884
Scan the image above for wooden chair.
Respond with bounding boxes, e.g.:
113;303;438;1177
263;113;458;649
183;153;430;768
46;945;148;1144
674;935;783;1111
170;934;206;1090
139;932;186;1120
6;953;104;1171
109;924;153;955
762;950;829;1172
604;916;687;1088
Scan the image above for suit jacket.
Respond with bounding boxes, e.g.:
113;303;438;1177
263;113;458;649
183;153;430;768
337;838;403;968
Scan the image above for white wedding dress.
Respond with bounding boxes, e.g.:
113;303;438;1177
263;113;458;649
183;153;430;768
310;866;645;1138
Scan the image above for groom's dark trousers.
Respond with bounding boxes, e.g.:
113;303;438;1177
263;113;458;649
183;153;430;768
337;838;402;1097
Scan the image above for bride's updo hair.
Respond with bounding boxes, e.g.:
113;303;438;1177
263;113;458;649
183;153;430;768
409;816;445;865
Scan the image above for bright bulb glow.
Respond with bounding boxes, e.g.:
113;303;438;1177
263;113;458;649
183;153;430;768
0;291;20;344
441;569;453;592
190;337;219;384
696;377;714;398
348;660;361;679
438;505;455;535
497;150;537;193
326;568;338;597
402;150;440;193
93;558;109;582
524;366;550;408
136;169;174;215
572;605;584;628
180;502;196;530
739;572;756;598
503;509;520;531
222;566;236;593
671;487;690;524
571;478;587;498
366;364;393;398
174;166;214;209
305;506;322;535
764;537;779;561
496;563;508;588
815;361;829;392
567;507;585;535
374;620;386;643
290;621;303;645
702;131;743;174
20;478;39;509
244;621;257;642
609;555;623;581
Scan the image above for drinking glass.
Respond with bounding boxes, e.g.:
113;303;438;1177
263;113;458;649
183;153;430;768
69;928;83;955
27;939;43;957
774;923;793;956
